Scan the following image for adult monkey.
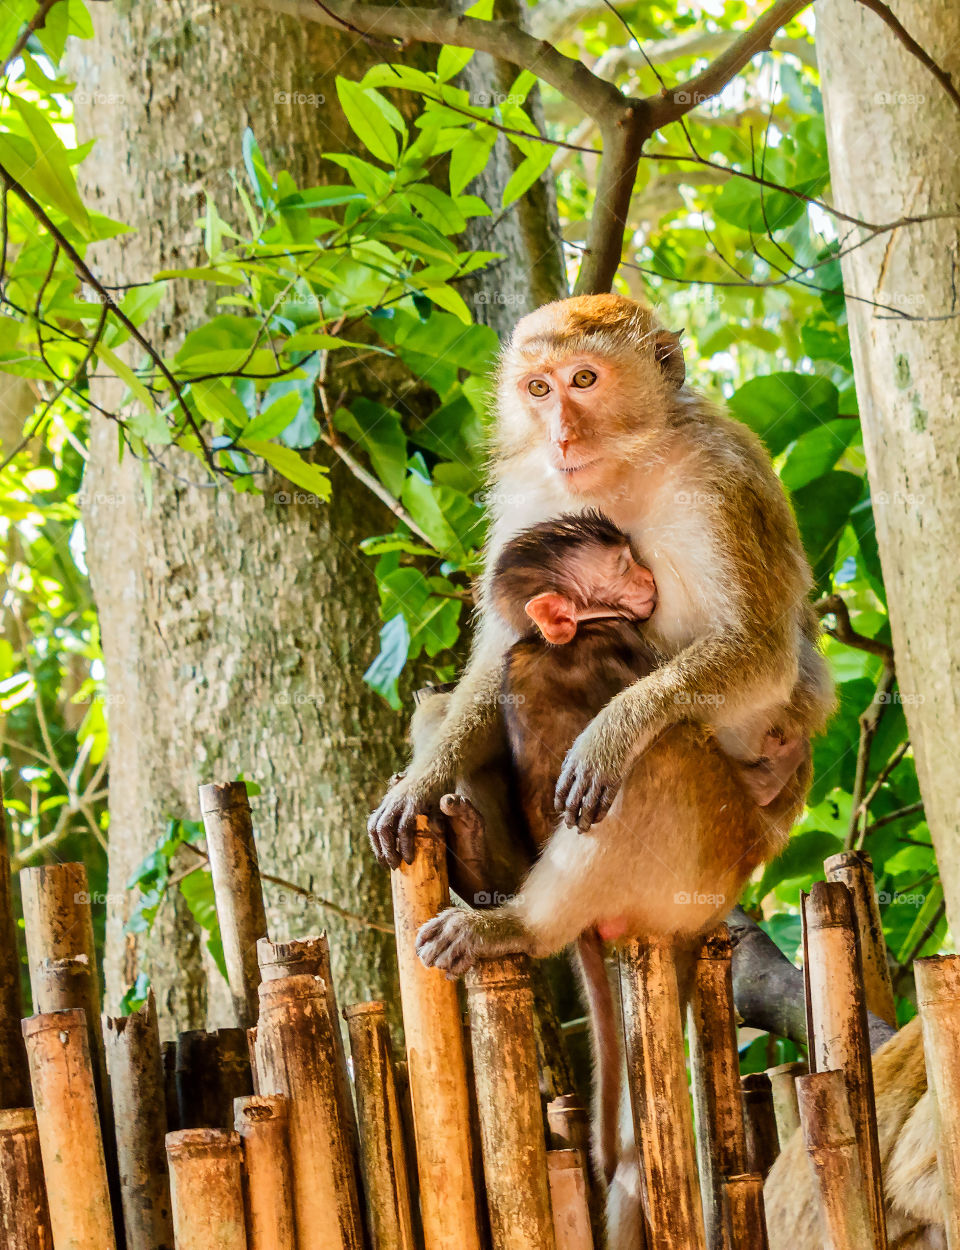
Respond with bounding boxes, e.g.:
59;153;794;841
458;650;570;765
369;293;833;865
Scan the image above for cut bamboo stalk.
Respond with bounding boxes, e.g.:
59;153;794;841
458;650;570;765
256;972;364;1250
165;1128;246;1250
547;1150;593;1250
216;1027;254;1126
103;992;174;1250
797;1069;874;1250
915;954;960;1248
344;1001;417;1250
619;939;706;1250
392;1060;424;1250
0;1106;53;1249
247;1026;260;1095
161;1041;179;1133
687;925;747;1249
175;1030;222;1128
22;1008;117;1250
721;1174;768;1250
0;795;30;1108
825;851;897;1028
766;1061;806;1147
740;1074;780;1179
461;1012;492;1249
390;818;480;1250
199;781;268;1030
466;955;556;1250
803;881;887;1248
258;933;360;1182
234;1094;297;1250
547;1093;603;1245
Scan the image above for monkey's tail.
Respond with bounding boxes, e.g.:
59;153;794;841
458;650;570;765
575;927;620;1186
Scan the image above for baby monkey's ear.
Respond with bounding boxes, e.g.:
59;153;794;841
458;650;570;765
524;593;578;645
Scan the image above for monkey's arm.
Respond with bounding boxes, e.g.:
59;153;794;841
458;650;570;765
367;616;512;868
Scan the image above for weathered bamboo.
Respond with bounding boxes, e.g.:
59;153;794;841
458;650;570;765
796;1070;874;1250
165;1128;246;1250
547;1150;594;1250
803;881;887;1247
915;954;960;1248
22;1008;117;1250
721;1174;768;1250
546;1093;603;1243
199;780;268;1030
0;795;30;1108
344;1001;417;1250
175;1029;222;1128
162;1040;179;1133
103;992;174;1250
740;1074;780;1179
216;1027;254;1125
767;1061;806;1147
390;818;480;1250
247;1025;260;1095
258;932;360;1182
466;955;556;1250
234;1095;297;1250
825;851;897;1027
688;925;747;1249
256;973;364;1250
461;1013;492;1249
619;939;706;1250
0;1107;53;1249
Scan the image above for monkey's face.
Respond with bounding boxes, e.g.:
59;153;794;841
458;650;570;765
524;541;657;644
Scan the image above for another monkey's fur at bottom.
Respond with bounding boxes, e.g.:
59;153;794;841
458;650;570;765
416;514;811;1196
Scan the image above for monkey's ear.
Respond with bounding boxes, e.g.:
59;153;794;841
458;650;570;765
653;329;685;387
524;593;577;645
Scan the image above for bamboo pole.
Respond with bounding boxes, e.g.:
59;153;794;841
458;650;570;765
165;1128;246;1250
390;818;480;1250
766;1061;806;1147
915;954;960;1248
247;1026;260;1095
825;851;897;1027
803;881;886;1248
687;925;747;1249
547;1093;603;1244
721;1174;768;1250
461;1012;492;1249
796;1070;873;1250
344;1001;417;1250
103;992;174;1250
162;1041;179;1133
466;955;556;1250
198;781;268;1030
619;939;706;1250
0;794;30;1108
256;972;364;1250
22;1008;117;1250
0;1106;53;1249
175;1030;223;1128
234;1094;297;1250
740;1074;780;1179
547;1150;593;1250
216;1027;254;1126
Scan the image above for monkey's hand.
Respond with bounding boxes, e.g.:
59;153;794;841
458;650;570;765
367;771;447;870
555;710;637;831
416;908;483;978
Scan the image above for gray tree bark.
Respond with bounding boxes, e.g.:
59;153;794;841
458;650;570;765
71;0;563;1031
817;0;960;934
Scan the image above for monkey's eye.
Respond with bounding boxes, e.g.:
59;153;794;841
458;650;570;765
527;379;550;397
571;368;597;389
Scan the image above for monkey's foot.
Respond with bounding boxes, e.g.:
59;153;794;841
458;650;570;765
439;792;485;841
416;908;484;977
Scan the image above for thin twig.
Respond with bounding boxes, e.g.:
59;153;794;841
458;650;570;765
854;0;960;115
815;594;895;664
861;800;925;839
1;0;61;78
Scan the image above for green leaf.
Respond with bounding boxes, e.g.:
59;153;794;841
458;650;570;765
501;146;553;207
421;284;472;324
363;613;410;709
333;400;407;497
792;471;863;592
437;44;476;81
3;98;91;233
728;372;839;456
241;392;302;441
449;130;495;195
243;440;331;500
780;420;857;493
241;128;273;207
336;78;402;164
179;869;228;980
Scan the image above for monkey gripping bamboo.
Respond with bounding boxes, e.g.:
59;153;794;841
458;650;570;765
256;972;364;1250
234;1095;297;1250
343;1001;417;1250
825;851;897;1027
721;1173;769;1250
546;1150;594;1250
466;954;556;1250
165;1128;246;1250
619;938;707;1250
915;953;960;1249
0;796;30;1108
103;992;174;1250
687;925;747;1250
390;818;480;1250
22;1008;117;1250
740;1073;780;1179
0;1106;53;1249
803;881;887;1248
199;780;268;1030
796;1069;873;1250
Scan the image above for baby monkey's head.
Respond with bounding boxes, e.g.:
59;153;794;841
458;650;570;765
491;510;657;645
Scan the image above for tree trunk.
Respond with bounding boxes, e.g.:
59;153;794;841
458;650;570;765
817;0;960;933
71;0;563;1029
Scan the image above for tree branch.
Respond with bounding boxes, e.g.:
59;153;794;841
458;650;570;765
814;594;896;664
